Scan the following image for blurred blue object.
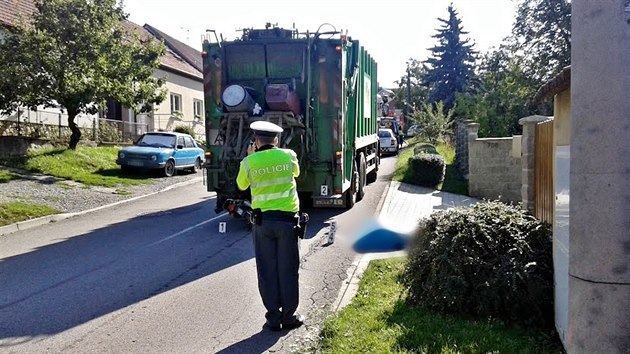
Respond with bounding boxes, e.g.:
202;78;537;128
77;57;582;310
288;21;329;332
352;222;411;253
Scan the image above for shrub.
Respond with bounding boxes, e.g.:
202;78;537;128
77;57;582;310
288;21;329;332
413;143;438;155
403;201;554;329
174;125;195;138
408;153;445;188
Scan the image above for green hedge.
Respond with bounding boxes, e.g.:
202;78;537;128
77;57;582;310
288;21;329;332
403;201;554;329
413;143;438;155
174;125;196;139
408;153;445;188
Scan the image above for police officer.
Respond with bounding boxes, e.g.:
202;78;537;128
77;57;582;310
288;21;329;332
236;121;304;332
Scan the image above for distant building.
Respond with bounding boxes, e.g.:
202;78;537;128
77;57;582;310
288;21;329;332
0;0;205;140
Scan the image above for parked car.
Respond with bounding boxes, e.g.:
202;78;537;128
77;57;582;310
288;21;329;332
116;132;205;177
407;125;420;137
378;128;399;155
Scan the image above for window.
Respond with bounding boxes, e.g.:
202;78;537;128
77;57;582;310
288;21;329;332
170;93;182;113
184;136;194;148
177;136;185;147
193;99;203;118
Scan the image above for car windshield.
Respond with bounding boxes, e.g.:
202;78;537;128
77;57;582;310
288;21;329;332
378;130;392;138
137;134;176;148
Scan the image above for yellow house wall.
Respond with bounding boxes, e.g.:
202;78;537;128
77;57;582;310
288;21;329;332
554;89;571;146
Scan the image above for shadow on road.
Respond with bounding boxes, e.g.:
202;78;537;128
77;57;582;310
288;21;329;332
214;329;288;354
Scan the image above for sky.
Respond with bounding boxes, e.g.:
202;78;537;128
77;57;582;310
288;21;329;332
122;0;518;88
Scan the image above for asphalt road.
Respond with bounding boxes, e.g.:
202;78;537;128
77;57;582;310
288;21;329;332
0;154;397;353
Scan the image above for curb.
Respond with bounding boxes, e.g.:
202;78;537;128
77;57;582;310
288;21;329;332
0;176;207;237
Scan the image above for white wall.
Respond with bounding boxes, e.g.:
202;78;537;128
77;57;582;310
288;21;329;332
152;68;204;138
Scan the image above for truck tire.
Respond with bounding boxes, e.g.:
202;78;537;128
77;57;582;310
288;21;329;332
357;153;366;201
345;162;358;209
366;151;378;184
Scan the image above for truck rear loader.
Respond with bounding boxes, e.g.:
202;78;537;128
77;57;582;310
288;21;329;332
201;24;380;216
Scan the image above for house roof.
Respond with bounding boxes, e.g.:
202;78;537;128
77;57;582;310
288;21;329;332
534;66;571;103
122;21;202;81
0;0;36;28
0;1;202;81
144;24;203;72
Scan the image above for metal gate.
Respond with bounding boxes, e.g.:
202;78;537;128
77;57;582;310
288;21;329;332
534;119;554;223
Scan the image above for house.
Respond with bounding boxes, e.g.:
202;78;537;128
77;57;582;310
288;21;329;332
532;65;571;350
531;3;630;349
0;0;205;141
119;21;205;140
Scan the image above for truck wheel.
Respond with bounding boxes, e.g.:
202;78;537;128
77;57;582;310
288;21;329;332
366;152;378;184
345;162;358;209
357;153;366;201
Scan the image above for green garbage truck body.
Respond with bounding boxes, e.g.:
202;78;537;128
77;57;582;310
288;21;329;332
202;26;379;214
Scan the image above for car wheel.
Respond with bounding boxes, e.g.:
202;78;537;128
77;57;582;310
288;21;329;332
164;160;176;177
191;158;201;173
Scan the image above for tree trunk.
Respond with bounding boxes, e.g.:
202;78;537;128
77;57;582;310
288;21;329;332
68;112;82;150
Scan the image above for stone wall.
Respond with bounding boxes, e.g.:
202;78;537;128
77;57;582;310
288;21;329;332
468;130;522;203
455;120;476;179
0;136;52;158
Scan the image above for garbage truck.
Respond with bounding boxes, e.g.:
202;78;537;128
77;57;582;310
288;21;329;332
201;24;380;216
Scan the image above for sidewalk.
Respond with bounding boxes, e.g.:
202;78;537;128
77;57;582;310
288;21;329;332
333;181;481;312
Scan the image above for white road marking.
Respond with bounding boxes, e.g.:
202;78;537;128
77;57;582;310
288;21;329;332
148;213;229;247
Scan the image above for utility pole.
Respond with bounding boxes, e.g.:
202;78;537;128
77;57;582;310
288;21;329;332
406;62;412;124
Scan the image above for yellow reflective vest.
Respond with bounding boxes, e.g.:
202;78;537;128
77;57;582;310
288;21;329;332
236;147;300;212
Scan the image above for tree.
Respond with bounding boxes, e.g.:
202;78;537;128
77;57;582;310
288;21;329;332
422;4;478;112
453;45;546;137
451;0;570;137
411;102;453;144
0;0;166;149
394;58;429;115
511;0;571;83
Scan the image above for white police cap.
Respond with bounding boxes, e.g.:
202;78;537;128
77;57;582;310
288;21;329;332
250;121;283;137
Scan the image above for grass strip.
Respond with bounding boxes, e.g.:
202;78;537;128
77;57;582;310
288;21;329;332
0;202;61;227
319;258;562;354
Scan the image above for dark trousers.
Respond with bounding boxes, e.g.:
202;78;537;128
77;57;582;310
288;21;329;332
252;219;300;325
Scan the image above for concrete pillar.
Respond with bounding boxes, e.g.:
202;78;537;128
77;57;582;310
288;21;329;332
569;1;630;353
518;115;552;214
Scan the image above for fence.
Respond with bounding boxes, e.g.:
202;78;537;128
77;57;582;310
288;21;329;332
1;108;148;144
534;119;554;224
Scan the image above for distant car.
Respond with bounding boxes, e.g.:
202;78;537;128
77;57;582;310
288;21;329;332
116;132;205;177
378;128;399;155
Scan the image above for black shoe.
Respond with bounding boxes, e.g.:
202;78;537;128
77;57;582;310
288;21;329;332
263;321;281;332
282;314;305;330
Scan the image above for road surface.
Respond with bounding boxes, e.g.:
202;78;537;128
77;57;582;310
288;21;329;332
0;155;397;353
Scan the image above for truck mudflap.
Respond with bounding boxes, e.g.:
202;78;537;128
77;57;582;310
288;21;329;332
312;194;346;208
